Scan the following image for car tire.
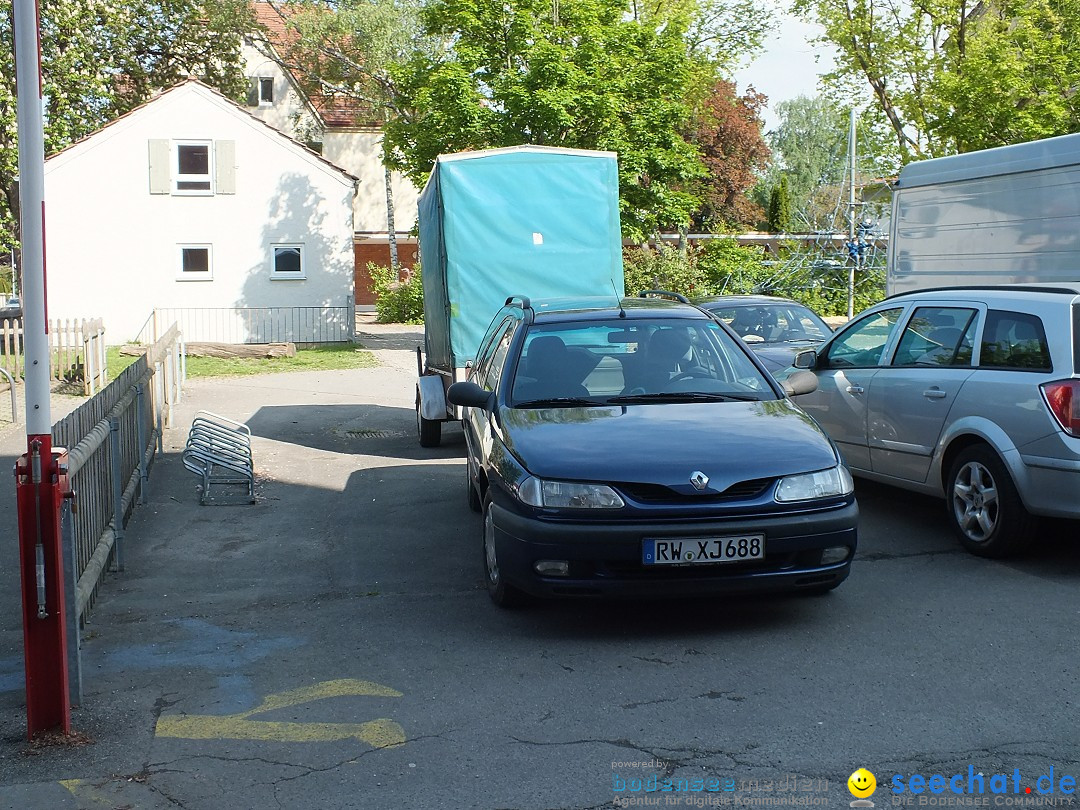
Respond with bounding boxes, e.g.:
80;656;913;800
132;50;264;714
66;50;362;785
416;395;442;448
482;497;527;608
466;457;481;513
946;445;1036;558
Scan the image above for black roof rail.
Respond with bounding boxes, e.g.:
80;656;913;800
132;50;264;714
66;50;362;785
637;289;691;304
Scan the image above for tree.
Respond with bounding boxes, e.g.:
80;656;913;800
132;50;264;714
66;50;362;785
252;0;427;268
793;0;1080;160
766;174;791;233
753;94;896;231
766;95;846;208
686;79;770;231
383;0;709;240
932;0;1080;152
0;0;254;276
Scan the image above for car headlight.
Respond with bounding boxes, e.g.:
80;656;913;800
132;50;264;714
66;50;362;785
517;477;625;509
775;465;854;502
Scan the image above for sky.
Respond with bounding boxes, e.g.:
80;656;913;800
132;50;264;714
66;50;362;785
733;4;836;134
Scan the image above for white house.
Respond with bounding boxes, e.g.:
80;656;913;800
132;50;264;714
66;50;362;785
44;80;358;343
242;0;420;307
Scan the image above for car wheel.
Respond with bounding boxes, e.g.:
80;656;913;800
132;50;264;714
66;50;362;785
466;457;481;513
416;394;442;448
947;445;1036;557
482;497;526;608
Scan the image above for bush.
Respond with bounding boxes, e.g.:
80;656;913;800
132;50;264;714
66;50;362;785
697;238;771;294
370;262;424;324
623;243;709;299
622;238;884;318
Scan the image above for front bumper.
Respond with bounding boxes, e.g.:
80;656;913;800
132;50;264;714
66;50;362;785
490;500;859;599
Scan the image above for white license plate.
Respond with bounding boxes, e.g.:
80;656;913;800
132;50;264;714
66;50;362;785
643;535;765;566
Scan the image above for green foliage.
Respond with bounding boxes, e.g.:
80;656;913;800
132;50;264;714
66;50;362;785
263;0;426;120
624;238;885;318
795;0;1080;160
766;176;792;233
623;243;709;298
370;262;424;324
384;0;711;240
696;238;770;293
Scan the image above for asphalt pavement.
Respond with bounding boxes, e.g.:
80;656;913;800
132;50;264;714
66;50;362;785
1;324;1078;810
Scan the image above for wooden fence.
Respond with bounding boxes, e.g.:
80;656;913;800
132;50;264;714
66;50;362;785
53;324;184;703
0;317;108;394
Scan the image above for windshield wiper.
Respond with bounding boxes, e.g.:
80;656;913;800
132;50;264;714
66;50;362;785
607;392;762;403
514;397;598;408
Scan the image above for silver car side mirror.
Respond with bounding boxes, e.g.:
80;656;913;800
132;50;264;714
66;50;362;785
793;349;818;370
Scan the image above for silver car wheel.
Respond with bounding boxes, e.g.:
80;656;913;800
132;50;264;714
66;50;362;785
951;460;999;543
483;505;500;586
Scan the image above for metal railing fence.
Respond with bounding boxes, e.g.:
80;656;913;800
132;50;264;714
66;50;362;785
149;304;354;344
54;324;183;626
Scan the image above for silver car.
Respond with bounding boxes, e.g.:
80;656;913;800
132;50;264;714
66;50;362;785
793;284;1080;557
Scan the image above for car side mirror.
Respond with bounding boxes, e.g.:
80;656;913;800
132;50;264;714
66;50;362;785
448;381;495;411
793;349;818;370
782;370;819;397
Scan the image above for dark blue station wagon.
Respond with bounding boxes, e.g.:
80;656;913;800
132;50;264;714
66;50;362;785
448;296;858;606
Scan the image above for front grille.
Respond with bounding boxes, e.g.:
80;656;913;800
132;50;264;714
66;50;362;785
616;477;774;504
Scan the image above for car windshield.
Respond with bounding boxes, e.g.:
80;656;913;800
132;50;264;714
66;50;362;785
707;303;831;344
510;318;777;406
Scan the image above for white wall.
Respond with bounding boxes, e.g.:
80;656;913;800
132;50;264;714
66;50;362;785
44;83;356;342
323;130;419;234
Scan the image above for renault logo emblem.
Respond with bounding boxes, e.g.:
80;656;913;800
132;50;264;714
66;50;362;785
690;471;709;491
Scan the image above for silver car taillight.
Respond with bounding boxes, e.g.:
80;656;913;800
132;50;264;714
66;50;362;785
1041;380;1080;437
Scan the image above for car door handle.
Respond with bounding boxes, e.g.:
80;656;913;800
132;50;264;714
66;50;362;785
846;385;864;394
923;389;947;399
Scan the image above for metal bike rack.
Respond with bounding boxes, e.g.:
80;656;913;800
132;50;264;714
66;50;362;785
182;411;255;504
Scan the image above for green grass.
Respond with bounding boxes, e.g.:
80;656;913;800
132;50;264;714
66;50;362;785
106;344;377;380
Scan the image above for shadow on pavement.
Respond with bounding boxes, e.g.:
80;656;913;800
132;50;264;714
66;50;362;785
245;403;466;458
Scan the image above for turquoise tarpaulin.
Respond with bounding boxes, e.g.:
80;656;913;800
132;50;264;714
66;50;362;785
418;146;624;370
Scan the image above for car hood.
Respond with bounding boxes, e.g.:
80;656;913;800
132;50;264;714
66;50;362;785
499;399;839;489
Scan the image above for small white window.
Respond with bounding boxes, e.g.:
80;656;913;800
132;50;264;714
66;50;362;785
271;244;305;279
259;77;274;104
179;245;213;280
175;141;213;194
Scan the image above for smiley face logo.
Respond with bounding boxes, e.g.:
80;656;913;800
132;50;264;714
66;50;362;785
848;768;877;798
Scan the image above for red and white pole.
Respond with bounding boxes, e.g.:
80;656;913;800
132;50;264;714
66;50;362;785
13;0;70;736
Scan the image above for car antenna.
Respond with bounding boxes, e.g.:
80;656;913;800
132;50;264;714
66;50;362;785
611;279;626;318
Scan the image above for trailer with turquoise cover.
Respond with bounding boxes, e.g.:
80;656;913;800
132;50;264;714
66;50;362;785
414;145;625;446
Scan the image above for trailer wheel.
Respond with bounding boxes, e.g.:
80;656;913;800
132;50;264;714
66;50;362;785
416;395;442;447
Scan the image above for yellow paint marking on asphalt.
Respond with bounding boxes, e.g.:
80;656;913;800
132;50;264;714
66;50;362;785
154;678;405;747
58;779;115;805
155;716;404;746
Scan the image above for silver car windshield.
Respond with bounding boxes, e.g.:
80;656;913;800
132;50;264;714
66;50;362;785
511;319;777;406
